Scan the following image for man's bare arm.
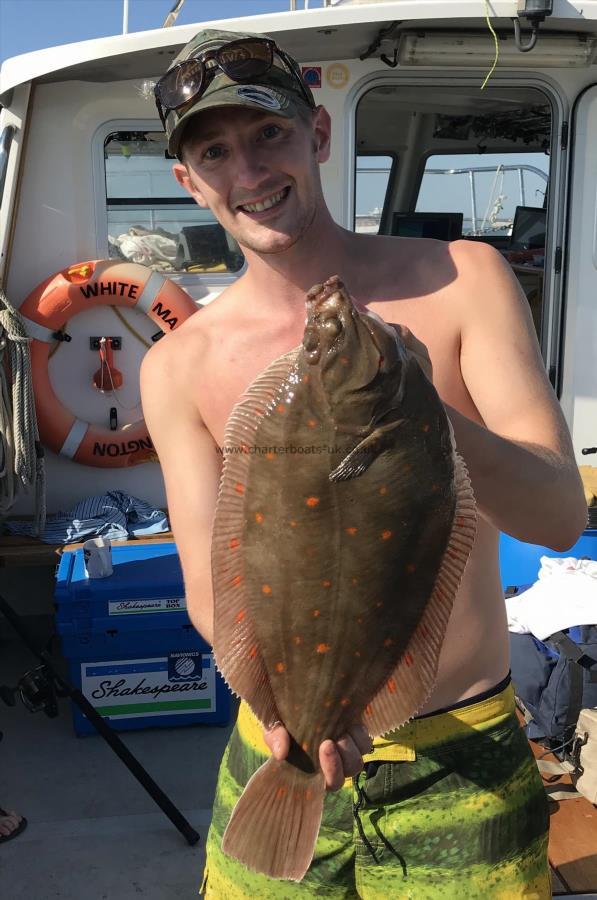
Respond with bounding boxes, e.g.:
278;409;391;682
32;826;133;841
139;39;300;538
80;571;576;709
451;240;586;549
140;336;220;644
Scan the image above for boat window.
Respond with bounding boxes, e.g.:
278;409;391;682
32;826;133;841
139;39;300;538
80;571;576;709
104;131;244;274
416;152;548;241
355;155;394;233
355;85;552;345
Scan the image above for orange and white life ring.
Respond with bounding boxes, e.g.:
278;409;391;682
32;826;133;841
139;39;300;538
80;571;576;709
19;259;198;468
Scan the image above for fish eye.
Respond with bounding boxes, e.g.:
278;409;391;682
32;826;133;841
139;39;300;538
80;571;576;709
323;317;342;338
303;329;319;353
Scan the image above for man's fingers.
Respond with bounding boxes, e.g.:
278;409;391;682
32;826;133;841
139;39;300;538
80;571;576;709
319;739;345;792
348;723;374;757
394;324;433;382
263;722;289;760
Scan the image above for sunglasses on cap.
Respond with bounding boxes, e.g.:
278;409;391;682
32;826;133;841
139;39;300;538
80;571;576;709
154;37;315;129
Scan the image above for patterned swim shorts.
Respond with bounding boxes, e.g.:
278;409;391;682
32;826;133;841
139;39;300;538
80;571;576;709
200;677;550;898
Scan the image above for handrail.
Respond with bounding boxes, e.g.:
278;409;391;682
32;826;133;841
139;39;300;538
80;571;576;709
0;125;15;209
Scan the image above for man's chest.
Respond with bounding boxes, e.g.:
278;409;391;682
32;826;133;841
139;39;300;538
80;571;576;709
200;290;470;447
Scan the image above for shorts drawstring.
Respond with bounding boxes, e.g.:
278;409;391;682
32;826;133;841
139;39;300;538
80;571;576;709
353;766;408;877
353;771;379;863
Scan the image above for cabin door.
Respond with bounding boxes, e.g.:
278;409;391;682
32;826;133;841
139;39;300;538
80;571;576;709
560;85;597;455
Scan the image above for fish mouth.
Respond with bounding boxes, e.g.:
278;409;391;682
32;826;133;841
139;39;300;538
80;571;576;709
303;276;347;364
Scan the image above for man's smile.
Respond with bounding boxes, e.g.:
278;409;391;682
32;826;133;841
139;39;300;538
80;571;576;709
236;186;291;215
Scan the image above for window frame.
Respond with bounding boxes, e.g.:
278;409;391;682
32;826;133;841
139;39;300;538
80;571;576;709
92;118;247;287
349;73;567;386
353;151;398;234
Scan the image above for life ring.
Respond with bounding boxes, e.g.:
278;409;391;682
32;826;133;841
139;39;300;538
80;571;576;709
19;259;199;467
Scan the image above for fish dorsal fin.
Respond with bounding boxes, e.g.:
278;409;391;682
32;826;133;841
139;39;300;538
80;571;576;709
211;347;300;728
364;447;477;737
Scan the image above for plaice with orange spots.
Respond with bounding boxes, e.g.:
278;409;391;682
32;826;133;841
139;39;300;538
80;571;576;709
210;275;476;882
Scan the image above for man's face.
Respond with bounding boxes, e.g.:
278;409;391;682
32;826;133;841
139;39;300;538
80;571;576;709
172;105;331;256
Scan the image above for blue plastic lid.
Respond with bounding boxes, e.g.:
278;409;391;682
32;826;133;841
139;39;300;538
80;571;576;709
55;543;183;603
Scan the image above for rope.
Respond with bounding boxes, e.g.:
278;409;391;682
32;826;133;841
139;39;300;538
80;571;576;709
0;288;46;535
481;0;500;90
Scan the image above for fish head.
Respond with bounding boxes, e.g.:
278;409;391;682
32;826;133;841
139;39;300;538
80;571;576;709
303;276;408;415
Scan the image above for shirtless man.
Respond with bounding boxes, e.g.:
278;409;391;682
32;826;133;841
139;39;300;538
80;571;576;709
143;28;587;898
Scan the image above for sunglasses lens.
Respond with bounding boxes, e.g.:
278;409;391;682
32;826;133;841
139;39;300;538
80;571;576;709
158;59;204;109
217;39;273;80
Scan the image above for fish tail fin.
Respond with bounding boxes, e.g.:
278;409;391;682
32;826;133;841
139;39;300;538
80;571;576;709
222;757;325;881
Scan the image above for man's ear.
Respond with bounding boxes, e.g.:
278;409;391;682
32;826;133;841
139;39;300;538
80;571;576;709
172;162;208;207
312;106;331;163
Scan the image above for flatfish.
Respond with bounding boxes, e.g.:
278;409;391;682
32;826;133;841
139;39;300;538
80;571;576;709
211;276;476;880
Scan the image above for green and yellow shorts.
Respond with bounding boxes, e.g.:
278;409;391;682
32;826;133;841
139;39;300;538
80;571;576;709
200;676;550;899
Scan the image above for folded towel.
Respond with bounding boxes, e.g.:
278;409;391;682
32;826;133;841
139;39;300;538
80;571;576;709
4;491;169;544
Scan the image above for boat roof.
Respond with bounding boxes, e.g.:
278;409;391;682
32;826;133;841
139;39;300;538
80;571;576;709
2;1;597;101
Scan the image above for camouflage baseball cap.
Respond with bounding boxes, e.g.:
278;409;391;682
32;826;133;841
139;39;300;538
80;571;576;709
158;29;316;159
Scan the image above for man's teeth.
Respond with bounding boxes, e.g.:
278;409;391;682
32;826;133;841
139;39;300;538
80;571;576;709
241;190;286;213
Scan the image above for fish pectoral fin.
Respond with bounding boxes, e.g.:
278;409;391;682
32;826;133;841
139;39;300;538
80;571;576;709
329;419;405;482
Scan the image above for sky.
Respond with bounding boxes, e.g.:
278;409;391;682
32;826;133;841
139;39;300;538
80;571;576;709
0;0;325;65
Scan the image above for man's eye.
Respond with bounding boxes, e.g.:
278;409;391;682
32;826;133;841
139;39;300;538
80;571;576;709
262;124;281;139
204;146;223;160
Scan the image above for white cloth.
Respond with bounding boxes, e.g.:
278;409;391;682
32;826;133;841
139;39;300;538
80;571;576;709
506;556;597;639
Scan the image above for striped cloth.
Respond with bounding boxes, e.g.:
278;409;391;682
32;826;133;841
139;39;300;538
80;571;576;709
3;490;168;544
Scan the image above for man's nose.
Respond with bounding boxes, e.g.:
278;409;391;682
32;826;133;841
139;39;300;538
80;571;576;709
233;146;270;190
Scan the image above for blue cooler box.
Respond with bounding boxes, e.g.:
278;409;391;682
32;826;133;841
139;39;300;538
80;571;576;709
55;543;230;736
499;529;597;588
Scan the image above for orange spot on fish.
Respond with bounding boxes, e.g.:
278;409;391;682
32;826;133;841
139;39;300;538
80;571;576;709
406;563;416;574
345;527;358;536
235;609;246;624
312;609;321;617
388;678;397;693
316;643;331;654
375;601;383;608
352;577;358;585
339;356;349;366
265;452;275;460
262;584;272;595
276;787;287;798
234;483;245;494
422;423;430;433
289;519;297;527
381;530;393;541
302;374;310;384
248;645;257;659
404;652;414;667
240;443;249;454
230;574;242;587
340;698;350;707
301;742;309;752
255;512;264;524
365;704;373;717
276;403;287;414
229;537;240;549
379;485;388;496
306;496;320;508
307;418;317;428
356;617;363;625
384;638;394;647
354;650;361;658
293;635;302;645
322;579;332;588
275;662;285;673
324;699;332;708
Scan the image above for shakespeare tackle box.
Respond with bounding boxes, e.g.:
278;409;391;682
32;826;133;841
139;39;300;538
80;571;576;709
55;542;230;736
